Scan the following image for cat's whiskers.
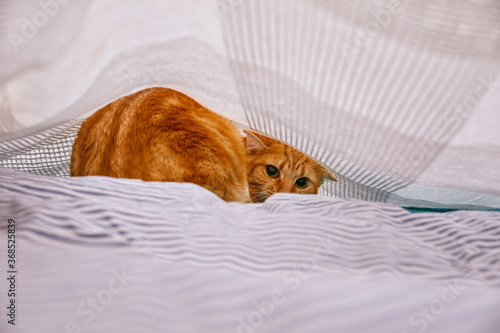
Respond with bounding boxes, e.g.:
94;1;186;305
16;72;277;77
249;183;273;202
251;186;272;196
249;184;267;191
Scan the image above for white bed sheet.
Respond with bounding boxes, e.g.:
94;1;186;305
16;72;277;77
1;167;499;333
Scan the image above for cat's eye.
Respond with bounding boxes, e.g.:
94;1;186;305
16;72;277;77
295;177;309;188
266;165;279;178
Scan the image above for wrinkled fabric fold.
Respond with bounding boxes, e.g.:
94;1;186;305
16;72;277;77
1;0;499;205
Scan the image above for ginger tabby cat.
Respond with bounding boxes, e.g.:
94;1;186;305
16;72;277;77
70;88;336;203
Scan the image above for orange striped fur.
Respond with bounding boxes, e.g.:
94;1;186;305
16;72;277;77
70;88;336;203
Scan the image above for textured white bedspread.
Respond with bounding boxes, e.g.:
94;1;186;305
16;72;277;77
1;167;500;333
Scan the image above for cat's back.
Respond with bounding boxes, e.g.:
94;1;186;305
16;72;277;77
71;87;250;202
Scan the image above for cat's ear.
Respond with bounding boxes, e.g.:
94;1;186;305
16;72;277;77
316;164;338;182
244;130;278;154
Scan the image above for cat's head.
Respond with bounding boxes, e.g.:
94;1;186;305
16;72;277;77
245;130;337;203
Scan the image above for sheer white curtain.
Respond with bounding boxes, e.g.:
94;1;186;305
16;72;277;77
0;0;499;208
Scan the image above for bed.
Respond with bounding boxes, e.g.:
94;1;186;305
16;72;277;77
1;0;500;332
